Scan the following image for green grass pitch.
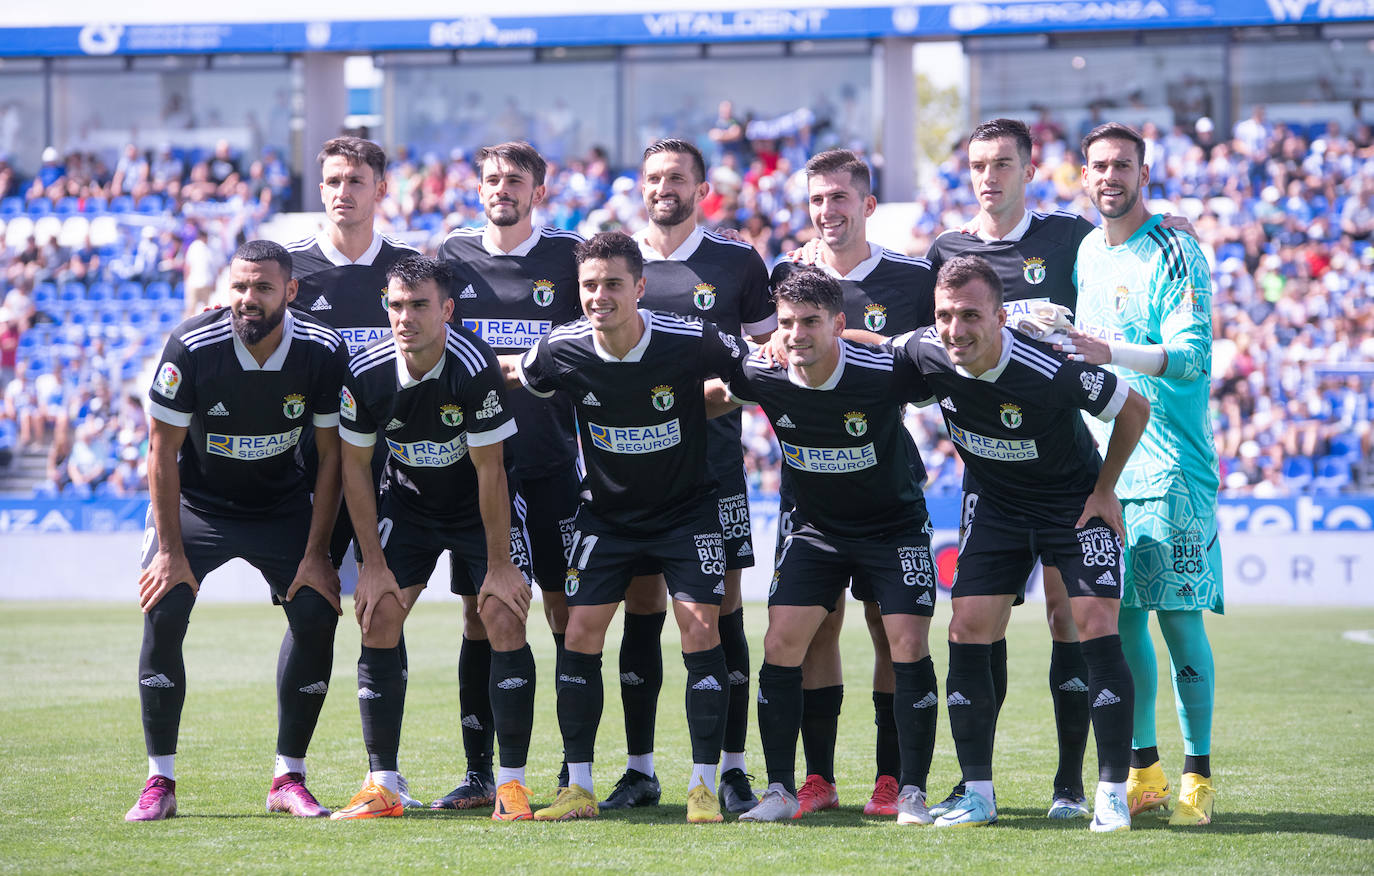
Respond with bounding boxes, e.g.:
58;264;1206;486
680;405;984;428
2;600;1371;874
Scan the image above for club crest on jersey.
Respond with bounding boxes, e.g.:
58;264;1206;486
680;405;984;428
153;363;181;399
379;287;389;311
693;283;716;310
1022;257;1046;285
1114;285;1131;313
532;279;556;307
340;386;357;421
282;394;306;420
564;568;580;597
440;404;463;427
999;403;1023;429
843;411;868;437
863;303;887;331
651;384;675;412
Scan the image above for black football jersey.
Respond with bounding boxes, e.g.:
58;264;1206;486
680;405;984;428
770;244;936;336
286;231;420;355
340;325;516;528
636;225;775;479
518;310;747;535
439;225;583;478
725;339;930;539
895;326;1128;528
926;210;1095;315
147;308;348;518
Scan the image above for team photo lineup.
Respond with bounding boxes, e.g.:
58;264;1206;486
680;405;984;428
125;117;1224;833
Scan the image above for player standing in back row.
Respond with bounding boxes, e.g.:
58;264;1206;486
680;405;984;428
1067;122;1223;827
603;138;775;815
435;141;584;808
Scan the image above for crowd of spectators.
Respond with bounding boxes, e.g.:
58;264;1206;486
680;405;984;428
2;103;1372;500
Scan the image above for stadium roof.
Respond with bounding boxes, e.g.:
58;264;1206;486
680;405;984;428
3;1;1371;57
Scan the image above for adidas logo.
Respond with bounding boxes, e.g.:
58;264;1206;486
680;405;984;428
582;392;601;407
1176;665;1203;684
459;284;477;299
1176;582;1194;596
1093;688;1121;707
692;675;723;692
775;414;796;429
914;692;939;709
737;542;753;558
620;672;646;686
1096;571;1117;589
713;581;726;595
947;691;972;706
140;674;176;688
357;687;382;700
401;668;408;681
916;591;933;607
385;418;405;431
757;691;769;704
461;714;483;730
298;681;329;695
940;396;957;412
728;670;749;687
207;402;229;416
310;295;332;311
1059;677;1089;693
496;677;528;690
559;674;587;685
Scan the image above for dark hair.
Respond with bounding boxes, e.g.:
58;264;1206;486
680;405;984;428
969;118;1033;165
804;149;872;199
232;239;292;281
476;141;547;187
1081;121;1147;166
574;231;643;282
641;138;707;185
317;136;386;181
935;255;1004;307
385;254;457;301
773;266;844;315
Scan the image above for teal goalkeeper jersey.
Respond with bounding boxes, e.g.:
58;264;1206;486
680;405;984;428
1074;214;1220;502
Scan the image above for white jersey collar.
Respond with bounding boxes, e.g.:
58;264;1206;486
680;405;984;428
592;309;653;363
963;210;1032;243
787;340;847;390
316;230;384;267
816;241;884;282
232;308;295;371
635;225;705;262
955;327;1015;382
395;327;449;388
482;225;542;257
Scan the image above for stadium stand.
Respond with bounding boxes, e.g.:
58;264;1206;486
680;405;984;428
1;114;1371;499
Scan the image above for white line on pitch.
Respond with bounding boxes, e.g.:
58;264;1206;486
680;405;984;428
1342;630;1374;645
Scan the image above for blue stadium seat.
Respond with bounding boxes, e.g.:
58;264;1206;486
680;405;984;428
116;281;143;302
144;281;172;301
55;197;81;216
59;282;86;303
81;196;108;215
1312;455;1352;495
0;196;22;217
137;194;166;214
27;198;53;217
1329;432;1361;462
1282;455;1314;491
108;195;135;214
86;282;114;303
31;282;56;307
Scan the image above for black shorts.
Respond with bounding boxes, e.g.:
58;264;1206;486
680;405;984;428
517;466;581;593
954;502;1123;601
564;501;725;608
771;519;936;617
371;492;534;595
141;503;311;604
716;464;754;571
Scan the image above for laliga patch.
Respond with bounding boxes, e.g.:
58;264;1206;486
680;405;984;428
153;363;182;400
340;386;358;421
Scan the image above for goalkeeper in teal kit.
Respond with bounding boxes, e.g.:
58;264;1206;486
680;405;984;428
1062;122;1220;827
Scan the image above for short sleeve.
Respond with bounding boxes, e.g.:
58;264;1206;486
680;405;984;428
739;250;777;337
700;323;748;380
338;366;377;448
310;340;350;429
147;336;195;428
517;337;560;398
461;353;518;448
889;334;936;406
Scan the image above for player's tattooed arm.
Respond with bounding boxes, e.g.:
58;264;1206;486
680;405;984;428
470;441;531;624
1078;387;1150;539
287;424;343;614
139;418;198;612
341;438;402;635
